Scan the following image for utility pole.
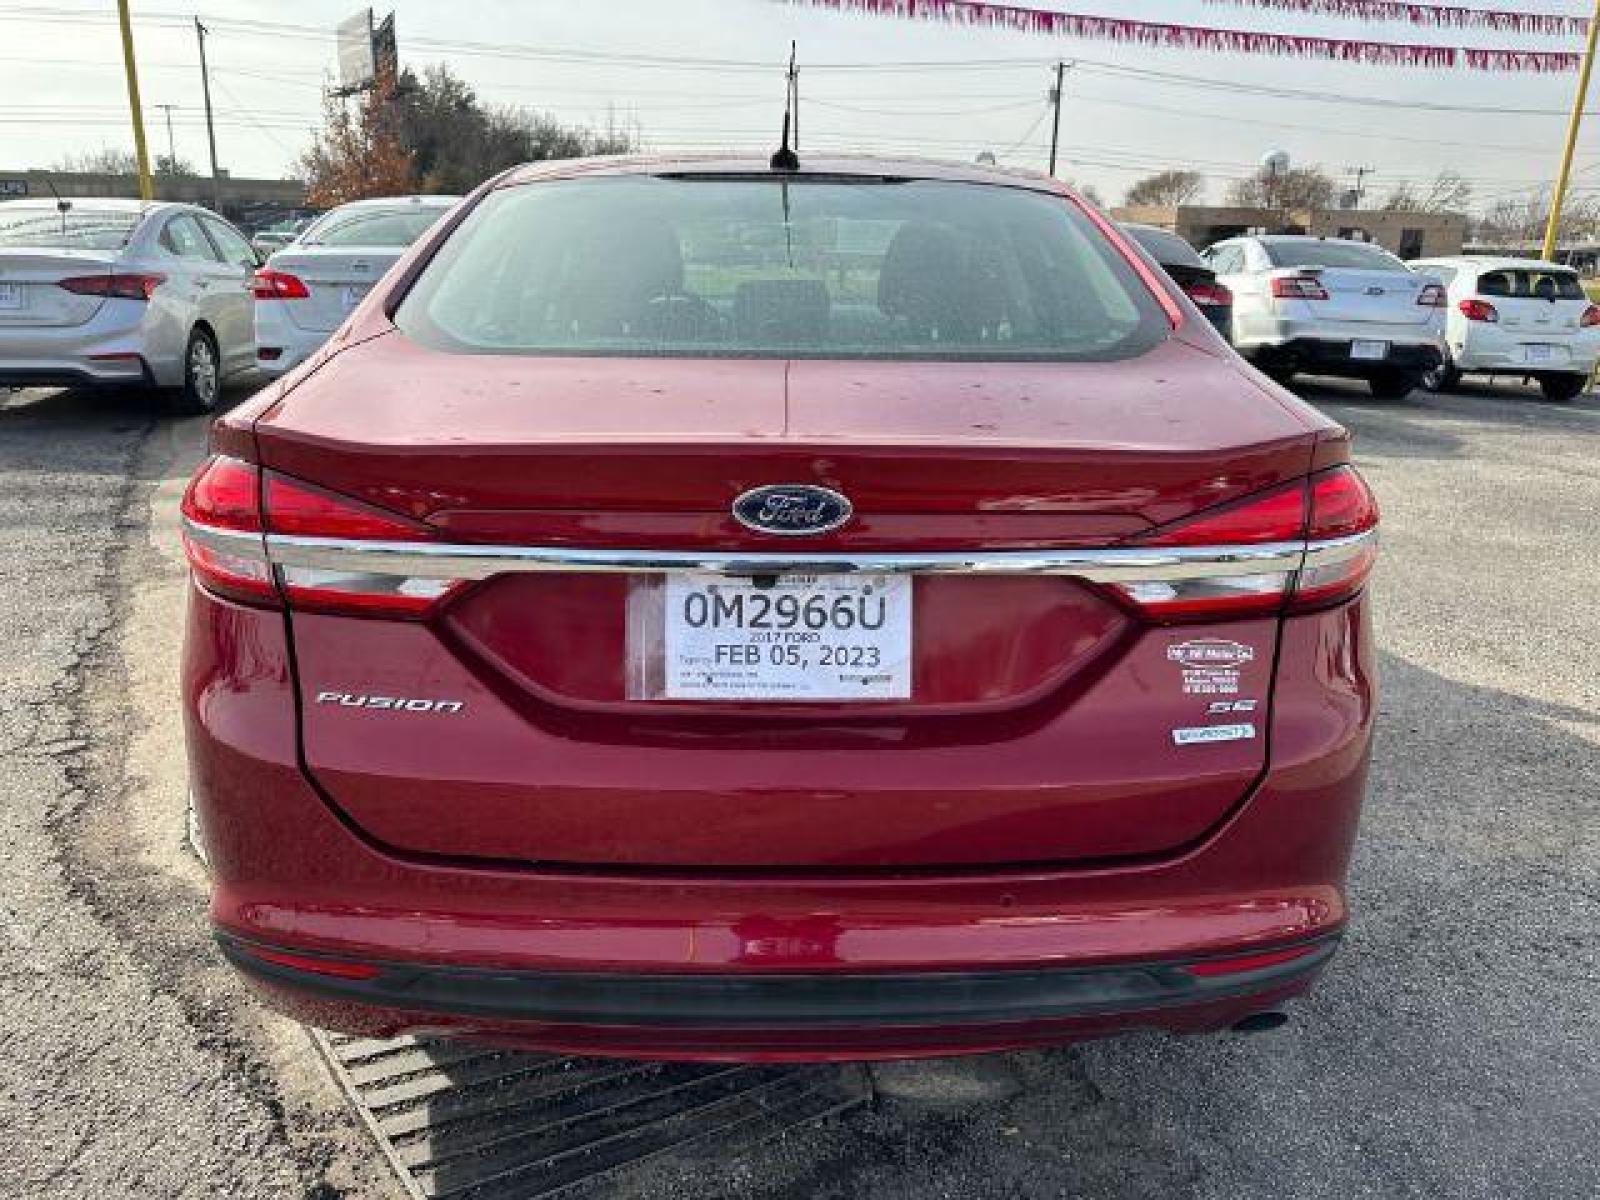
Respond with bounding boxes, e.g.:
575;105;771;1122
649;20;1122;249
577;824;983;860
1047;61;1065;177
1543;0;1600;262
195;19;222;213
155;103;177;169
115;0;154;201
1348;165;1373;208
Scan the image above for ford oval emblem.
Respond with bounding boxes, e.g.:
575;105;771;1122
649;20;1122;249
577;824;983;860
732;484;853;536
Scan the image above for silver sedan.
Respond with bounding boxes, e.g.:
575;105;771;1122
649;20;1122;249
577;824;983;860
0;197;260;413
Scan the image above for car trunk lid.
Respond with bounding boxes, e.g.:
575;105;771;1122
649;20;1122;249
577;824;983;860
266;246;407;333
261;333;1320;868
0;250;115;328
1275;265;1434;327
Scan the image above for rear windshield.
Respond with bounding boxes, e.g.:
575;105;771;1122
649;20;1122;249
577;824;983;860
395;177;1167;361
1264;240;1407;272
0;205;140;250
1477;268;1585;300
303;207;448;248
1123;225;1205;269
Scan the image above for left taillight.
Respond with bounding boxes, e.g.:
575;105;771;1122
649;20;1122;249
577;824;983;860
58;272;165;300
1185;280;1233;308
181;457;455;618
180;456;277;606
1106;465;1378;621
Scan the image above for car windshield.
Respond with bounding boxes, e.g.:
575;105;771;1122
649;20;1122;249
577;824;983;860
303;207;447;247
1263;240;1407;272
395;176;1167;361
0;205;140;250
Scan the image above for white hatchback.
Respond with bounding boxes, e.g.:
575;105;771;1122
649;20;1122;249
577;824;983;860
1409;256;1598;402
253;195;459;376
1202;235;1446;398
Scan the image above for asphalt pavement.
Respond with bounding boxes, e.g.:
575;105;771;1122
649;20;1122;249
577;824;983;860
0;375;1595;1199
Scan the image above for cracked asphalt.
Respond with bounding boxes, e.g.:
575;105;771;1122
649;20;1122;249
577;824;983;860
1;375;1596;1199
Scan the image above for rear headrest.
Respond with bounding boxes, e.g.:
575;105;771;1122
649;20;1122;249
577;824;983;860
734;278;829;344
878;221;1005;340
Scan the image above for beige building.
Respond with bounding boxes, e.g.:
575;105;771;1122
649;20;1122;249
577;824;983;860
1113;203;1467;260
0;169;306;224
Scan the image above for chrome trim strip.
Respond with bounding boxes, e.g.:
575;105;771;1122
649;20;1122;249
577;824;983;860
185;517;1378;584
256;531;1307;583
182;519;268;561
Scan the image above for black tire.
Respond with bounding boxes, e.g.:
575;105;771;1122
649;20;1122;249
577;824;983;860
1368;368;1422;400
164;327;222;416
1537;372;1588;403
1422;356;1462;393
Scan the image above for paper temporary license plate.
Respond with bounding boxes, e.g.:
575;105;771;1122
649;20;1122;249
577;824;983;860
0;282;24;310
662;573;911;700
1522;343;1556;363
1349;339;1390;361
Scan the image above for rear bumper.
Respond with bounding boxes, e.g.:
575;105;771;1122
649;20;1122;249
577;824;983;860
0;300;174;386
1253;336;1441;376
218;931;1336;1060
253;304;327;376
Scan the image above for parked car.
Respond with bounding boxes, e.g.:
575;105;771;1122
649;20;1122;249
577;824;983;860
182;157;1378;1061
1409;256;1598;402
253;195;459;376
1202;234;1446;398
249;216;313;260
0;197;260;411
1121;222;1232;339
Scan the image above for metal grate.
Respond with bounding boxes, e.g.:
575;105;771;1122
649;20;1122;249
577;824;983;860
312;1032;871;1199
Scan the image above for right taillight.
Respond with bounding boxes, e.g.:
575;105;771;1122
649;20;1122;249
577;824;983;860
1417;283;1447;308
1290;466;1379;612
1109;465;1378;620
1270;274;1329;301
251;269;310;300
1581;304;1600;328
1459;298;1499;323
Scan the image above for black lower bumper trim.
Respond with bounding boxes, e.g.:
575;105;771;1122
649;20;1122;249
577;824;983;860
217;932;1338;1029
1259;338;1441;373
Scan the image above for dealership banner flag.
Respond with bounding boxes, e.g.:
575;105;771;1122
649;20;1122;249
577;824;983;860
1202;1;1587;38
774;1;1584;70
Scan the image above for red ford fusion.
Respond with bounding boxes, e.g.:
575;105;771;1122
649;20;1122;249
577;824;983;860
180;156;1377;1062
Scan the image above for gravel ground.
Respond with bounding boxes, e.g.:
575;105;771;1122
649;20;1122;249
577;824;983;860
1;375;1596;1199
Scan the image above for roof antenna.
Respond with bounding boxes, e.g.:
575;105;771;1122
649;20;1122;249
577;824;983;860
770;41;800;172
43;178;71;237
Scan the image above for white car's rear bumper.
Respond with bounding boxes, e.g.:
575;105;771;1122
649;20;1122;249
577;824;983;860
253;302;329;377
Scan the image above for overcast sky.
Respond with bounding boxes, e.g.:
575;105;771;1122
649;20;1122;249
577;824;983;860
2;0;1594;209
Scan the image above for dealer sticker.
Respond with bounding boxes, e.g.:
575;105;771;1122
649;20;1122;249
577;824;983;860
1167;638;1255;696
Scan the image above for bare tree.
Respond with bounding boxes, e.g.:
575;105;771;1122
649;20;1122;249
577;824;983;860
1123;169;1204;207
52;147;138;174
1474;188;1600;246
1226;165;1336;210
1381;170;1471;214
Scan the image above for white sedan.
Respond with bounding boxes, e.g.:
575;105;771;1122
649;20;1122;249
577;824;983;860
1201;234;1446;398
253;195;459;376
1409;256;1598;402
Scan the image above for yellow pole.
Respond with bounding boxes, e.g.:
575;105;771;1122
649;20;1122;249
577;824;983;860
115;0;154;201
1543;0;1600;262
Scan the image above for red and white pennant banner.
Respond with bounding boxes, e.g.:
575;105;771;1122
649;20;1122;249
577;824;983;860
1203;1;1587;38
773;0;1584;70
